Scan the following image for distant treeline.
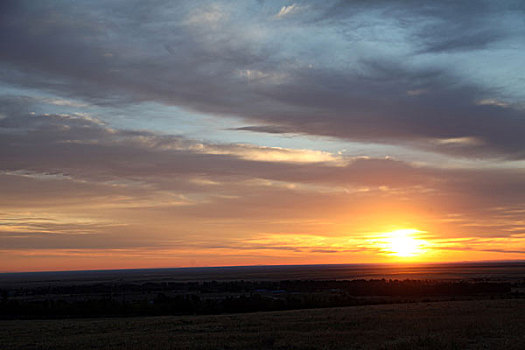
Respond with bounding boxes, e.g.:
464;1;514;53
0;279;520;319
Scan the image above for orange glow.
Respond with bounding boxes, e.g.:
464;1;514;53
372;229;430;260
387;229;427;257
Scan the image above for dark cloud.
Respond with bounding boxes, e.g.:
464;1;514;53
0;1;524;158
1;108;524;218
0;107;461;197
233;125;296;134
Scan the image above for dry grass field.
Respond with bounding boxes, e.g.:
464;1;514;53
1;298;524;350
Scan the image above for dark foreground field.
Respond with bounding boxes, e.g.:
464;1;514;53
1;298;524;350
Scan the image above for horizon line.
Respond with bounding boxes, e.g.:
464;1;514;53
2;259;525;275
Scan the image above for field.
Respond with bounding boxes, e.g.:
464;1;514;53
2;298;524;350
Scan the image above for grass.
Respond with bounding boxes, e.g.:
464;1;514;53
1;298;524;349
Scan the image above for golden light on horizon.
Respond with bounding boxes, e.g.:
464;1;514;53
388;229;425;257
374;229;429;259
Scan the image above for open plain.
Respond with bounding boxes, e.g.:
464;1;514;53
2;298;524;350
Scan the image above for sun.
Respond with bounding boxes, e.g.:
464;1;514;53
384;229;427;258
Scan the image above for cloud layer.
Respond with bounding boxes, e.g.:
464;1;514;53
1;0;524;270
2;1;525;158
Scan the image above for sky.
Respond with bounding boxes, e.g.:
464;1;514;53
1;0;524;272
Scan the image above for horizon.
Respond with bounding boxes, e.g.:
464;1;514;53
3;259;525;275
1;1;524;272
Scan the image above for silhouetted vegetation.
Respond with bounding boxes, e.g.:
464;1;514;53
1;279;520;319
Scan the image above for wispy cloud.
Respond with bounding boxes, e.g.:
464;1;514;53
275;4;302;18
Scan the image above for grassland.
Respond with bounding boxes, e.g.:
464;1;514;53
1;298;524;349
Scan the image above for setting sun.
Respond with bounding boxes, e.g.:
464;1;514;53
372;229;429;259
387;229;426;257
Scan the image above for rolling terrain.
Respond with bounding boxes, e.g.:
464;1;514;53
1;298;524;349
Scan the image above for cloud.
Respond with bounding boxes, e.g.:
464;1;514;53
1;106;524;225
1;1;524;159
233;125;297;134
275;4;301;18
198;144;342;164
476;99;509;108
0;105;523;193
434;137;484;146
40;98;89;108
0;1;524;269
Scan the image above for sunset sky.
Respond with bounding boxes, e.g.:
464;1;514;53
1;0;524;272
